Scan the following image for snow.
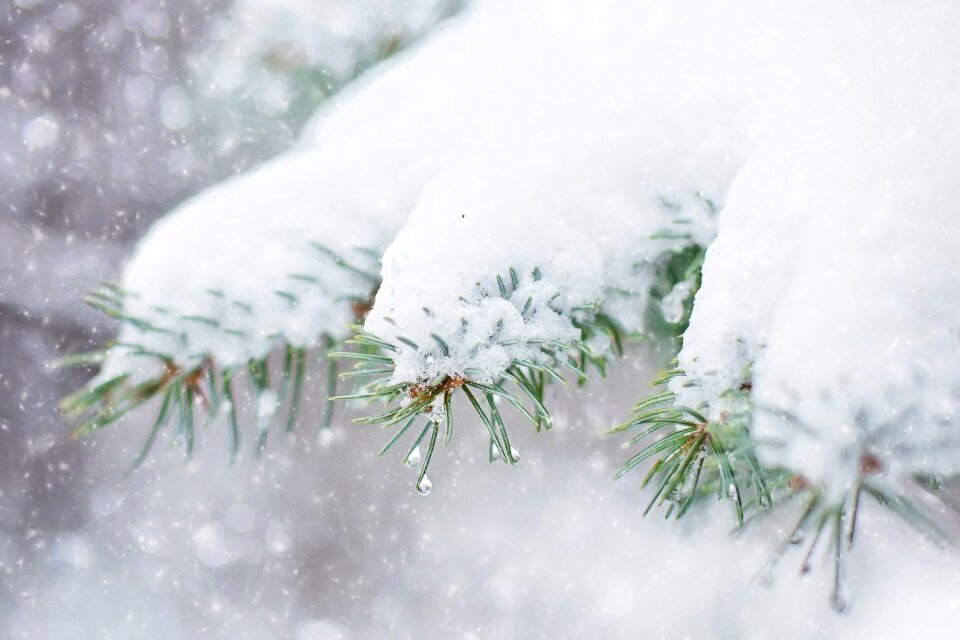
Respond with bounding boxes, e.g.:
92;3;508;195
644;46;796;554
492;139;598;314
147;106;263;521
99;0;460;381
349;0;764;385
671;0;960;495
6;0;960;635
364;127;731;385
107;143;403;380
109;0;742;382
105;0;960;498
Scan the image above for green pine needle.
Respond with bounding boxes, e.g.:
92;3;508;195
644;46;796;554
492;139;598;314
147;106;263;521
611;369;769;526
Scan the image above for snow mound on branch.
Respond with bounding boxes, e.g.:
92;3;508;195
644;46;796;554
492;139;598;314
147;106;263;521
671;1;960;494
361;0;766;384
108;142;412;378
103;0;554;381
366;128;733;385
108;0;757;382
106;0;960;492
101;3;466;380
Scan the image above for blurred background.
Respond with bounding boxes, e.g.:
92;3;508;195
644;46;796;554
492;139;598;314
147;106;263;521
0;0;456;564
1;2;959;638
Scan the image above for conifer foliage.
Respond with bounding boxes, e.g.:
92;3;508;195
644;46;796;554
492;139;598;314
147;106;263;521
62;0;960;611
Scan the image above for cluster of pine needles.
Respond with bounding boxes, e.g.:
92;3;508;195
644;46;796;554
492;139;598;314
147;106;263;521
58;240;960;611
611;365;960;611
58;239;378;468
330;265;627;492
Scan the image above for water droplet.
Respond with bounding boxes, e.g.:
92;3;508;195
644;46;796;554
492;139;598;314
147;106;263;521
509;447;520;463
490;440;501;461
727;483;739;501
416;475;432;496
830;590;848;613
758;494;770;508
405;446;422;468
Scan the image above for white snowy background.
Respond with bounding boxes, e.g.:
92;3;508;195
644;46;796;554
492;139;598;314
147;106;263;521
2;1;959;638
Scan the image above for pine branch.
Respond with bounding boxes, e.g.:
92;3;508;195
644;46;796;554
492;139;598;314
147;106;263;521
334;242;710;493
331;272;628;491
60;260;378;466
61;343;320;467
329;339;559;486
752;469;956;613
610;372;771;525
614;367;960;611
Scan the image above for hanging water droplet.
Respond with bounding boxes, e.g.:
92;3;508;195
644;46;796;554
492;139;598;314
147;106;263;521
416;475;432;496
830;590;848;613
758;494;770;508
490;440;501;461
727;483;739;501
509;447;520;463
405;446;422;468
